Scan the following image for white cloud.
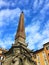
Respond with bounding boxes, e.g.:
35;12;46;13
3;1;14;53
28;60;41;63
38;38;49;49
0;8;21;18
0;21;5;27
25;19;49;50
23;9;31;17
40;1;49;15
36;20;49;50
0;36;14;49
33;0;39;9
18;0;29;5
0;0;49;51
0;0;6;5
0;0;30;8
0;0;9;8
0;7;22;49
42;20;49;38
0;0;17;8
32;0;49;15
33;0;44;13
26;21;40;33
25;21;41;49
0;8;21;27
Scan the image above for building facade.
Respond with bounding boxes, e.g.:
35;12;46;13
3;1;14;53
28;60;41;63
33;42;49;65
0;48;7;65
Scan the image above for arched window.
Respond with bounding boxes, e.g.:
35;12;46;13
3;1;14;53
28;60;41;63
0;56;2;65
46;46;49;50
0;56;4;65
20;58;23;65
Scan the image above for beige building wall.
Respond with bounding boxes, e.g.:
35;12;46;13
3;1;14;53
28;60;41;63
33;42;49;65
0;48;7;62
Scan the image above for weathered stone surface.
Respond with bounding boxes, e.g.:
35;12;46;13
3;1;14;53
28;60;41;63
2;12;36;65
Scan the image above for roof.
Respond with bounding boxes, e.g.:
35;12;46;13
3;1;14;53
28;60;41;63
33;48;44;54
43;42;49;46
0;48;8;53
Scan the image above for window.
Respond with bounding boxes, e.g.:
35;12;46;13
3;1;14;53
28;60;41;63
42;52;46;58
48;53;49;56
42;52;48;65
0;56;2;65
34;54;36;58
1;56;3;60
37;62;40;65
37;55;40;65
46;46;49;50
0;62;1;65
0;56;3;60
0;56;1;60
44;59;48;65
37;55;40;60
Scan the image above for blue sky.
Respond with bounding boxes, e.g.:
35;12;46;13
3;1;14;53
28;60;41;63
0;0;49;50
